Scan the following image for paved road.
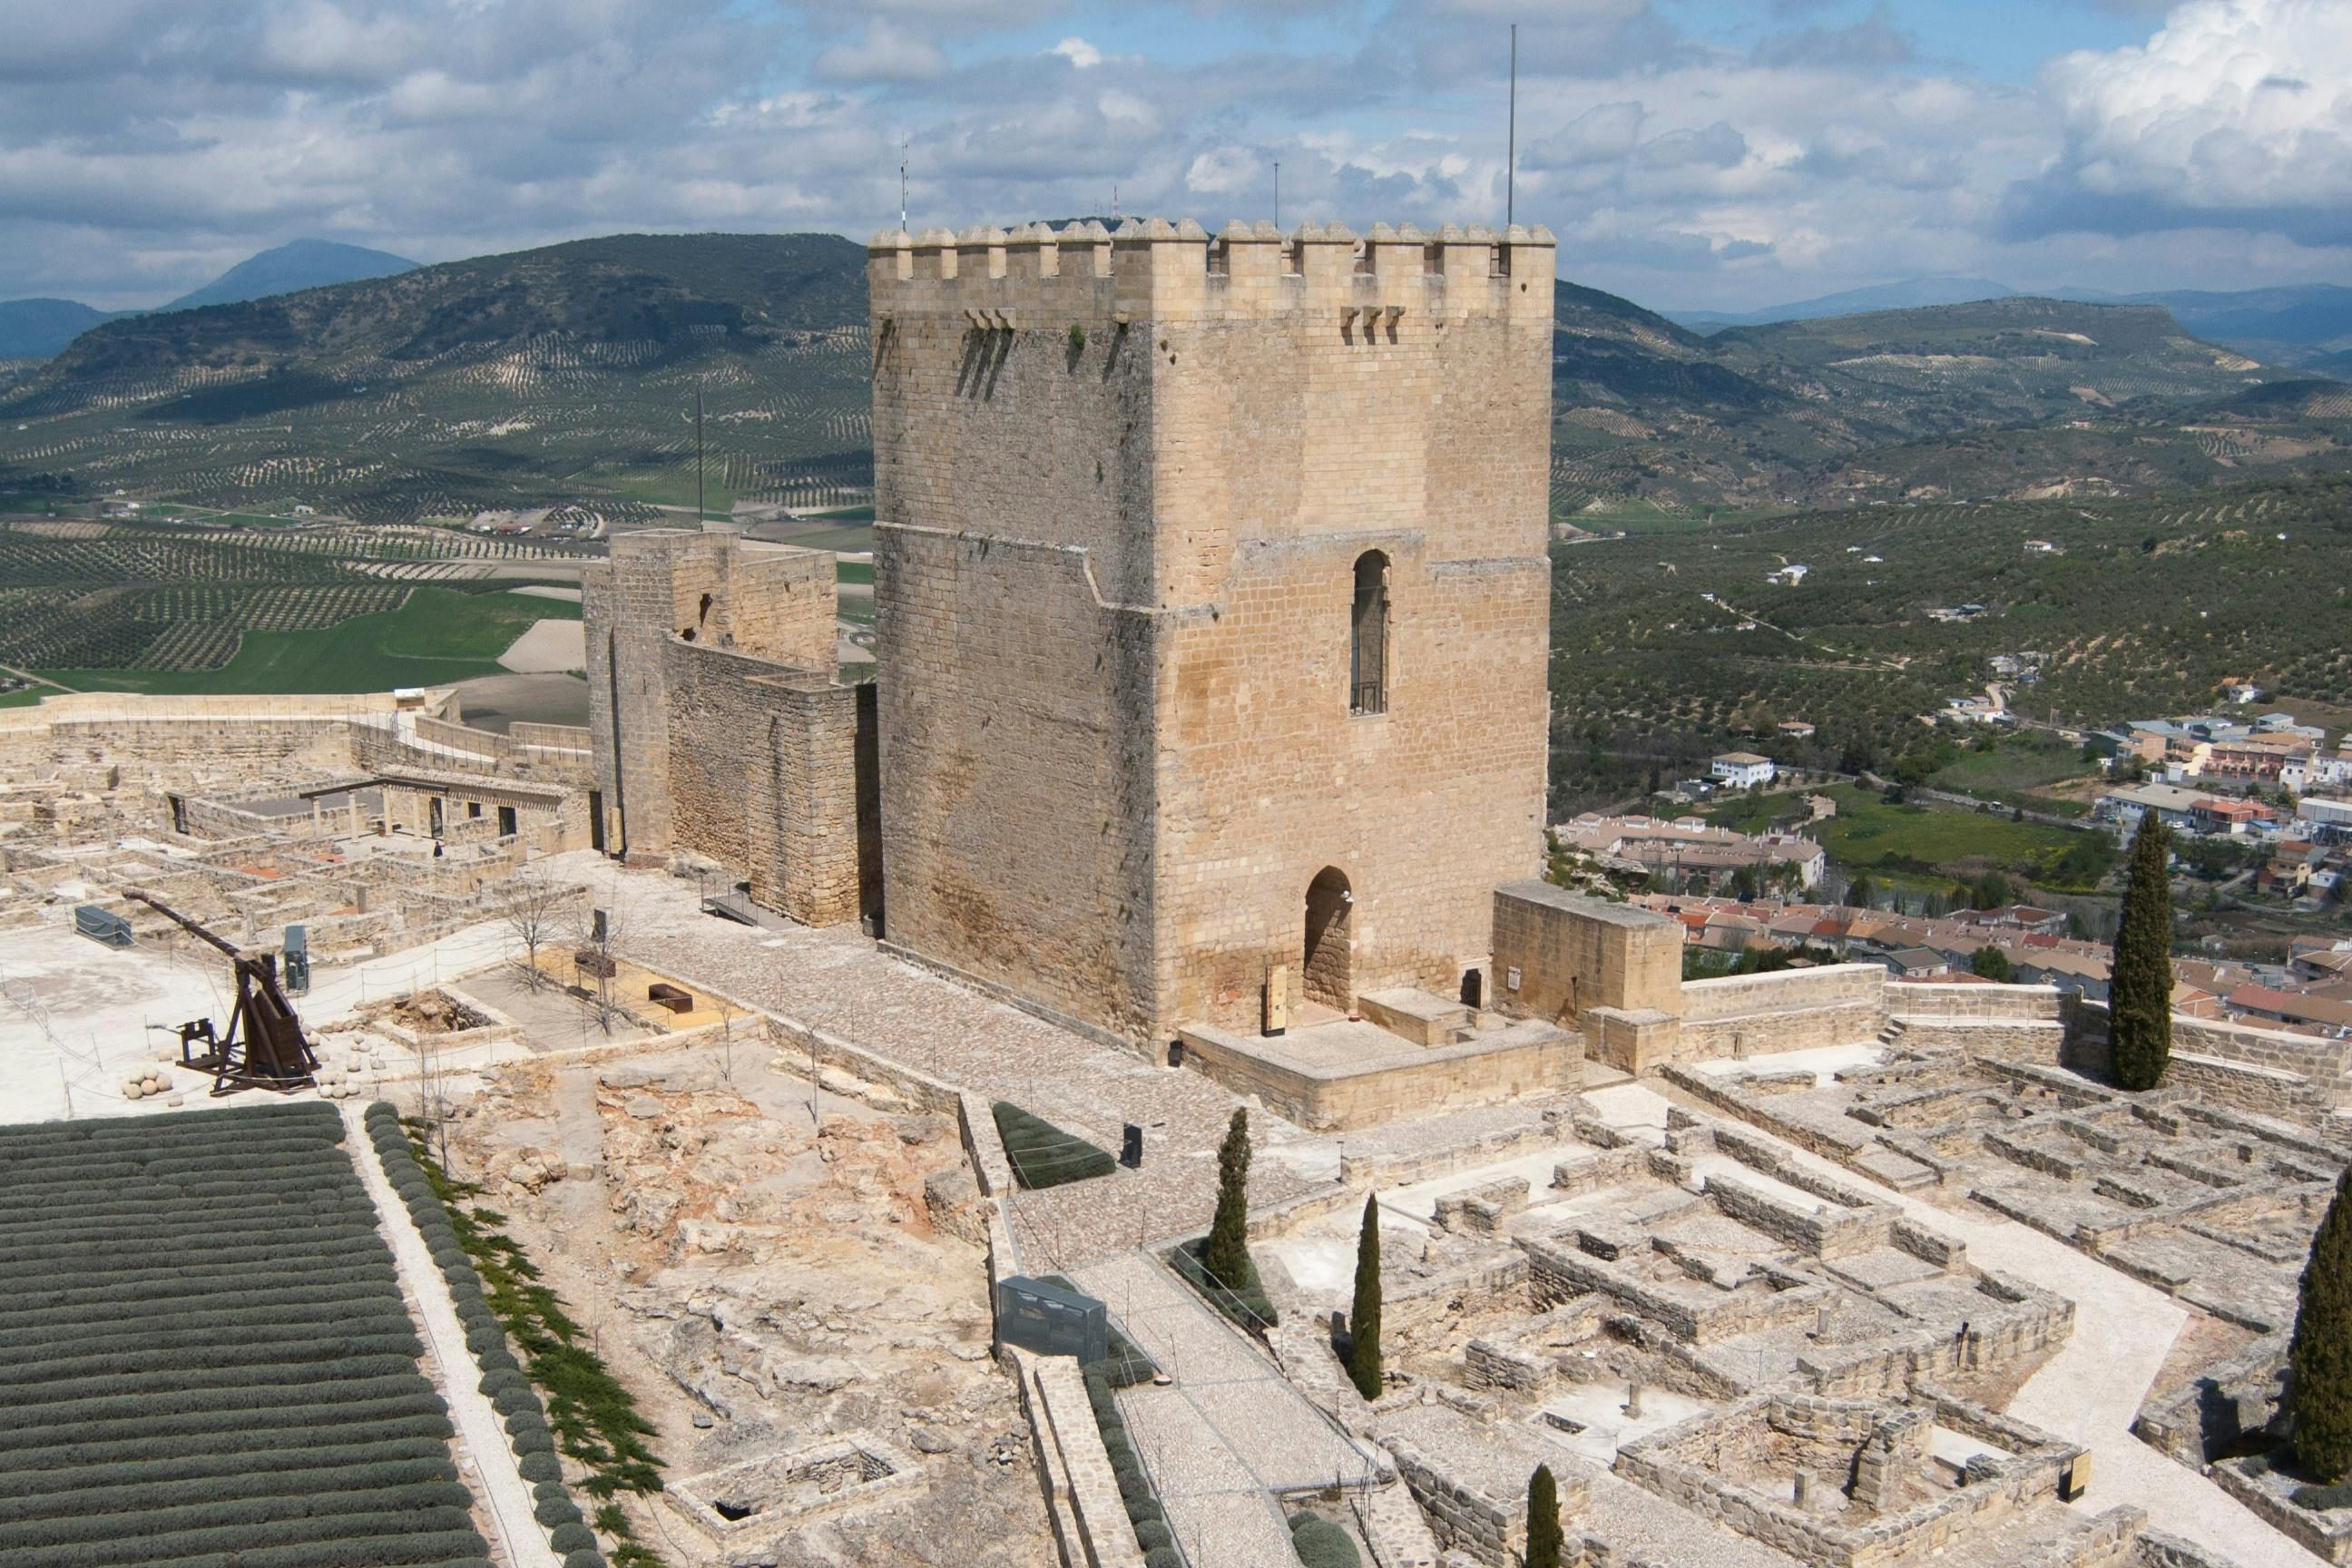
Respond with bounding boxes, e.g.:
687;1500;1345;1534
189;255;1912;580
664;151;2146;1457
1071;1250;1380;1568
342;1100;562;1568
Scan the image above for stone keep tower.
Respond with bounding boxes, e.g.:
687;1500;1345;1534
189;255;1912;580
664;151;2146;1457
869;217;1556;1047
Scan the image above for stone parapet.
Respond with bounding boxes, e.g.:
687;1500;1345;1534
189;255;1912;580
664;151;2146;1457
869;219;1557;328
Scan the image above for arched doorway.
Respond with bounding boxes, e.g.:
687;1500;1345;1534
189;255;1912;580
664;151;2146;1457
1303;867;1353;1012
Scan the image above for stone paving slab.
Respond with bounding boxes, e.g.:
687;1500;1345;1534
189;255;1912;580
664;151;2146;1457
1072;1250;1382;1567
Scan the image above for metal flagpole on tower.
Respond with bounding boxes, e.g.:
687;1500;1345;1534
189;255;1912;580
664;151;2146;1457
1507;23;1518;227
1273;160;1280;230
899;136;909;232
694;387;705;525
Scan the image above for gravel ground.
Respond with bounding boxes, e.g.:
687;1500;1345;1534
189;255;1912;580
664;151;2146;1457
558;853;1333;1268
341;1099;562;1568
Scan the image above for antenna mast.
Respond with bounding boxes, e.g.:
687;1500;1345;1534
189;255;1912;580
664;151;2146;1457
1274;160;1281;230
899;136;909;232
1506;22;1518;227
694;387;705;525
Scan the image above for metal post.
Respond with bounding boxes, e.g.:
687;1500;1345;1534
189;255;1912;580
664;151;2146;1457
1506;23;1517;227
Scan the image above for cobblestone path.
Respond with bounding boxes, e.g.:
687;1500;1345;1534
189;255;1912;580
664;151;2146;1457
1072;1250;1382;1568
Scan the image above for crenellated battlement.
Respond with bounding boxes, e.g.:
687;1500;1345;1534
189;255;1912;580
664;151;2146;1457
866;218;1556;325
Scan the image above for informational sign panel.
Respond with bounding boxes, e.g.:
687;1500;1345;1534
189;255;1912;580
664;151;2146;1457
995;1275;1109;1364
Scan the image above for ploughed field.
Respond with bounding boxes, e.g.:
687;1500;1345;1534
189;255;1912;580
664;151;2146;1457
0;1102;491;1568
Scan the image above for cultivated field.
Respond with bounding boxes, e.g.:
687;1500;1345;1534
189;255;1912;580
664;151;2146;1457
0;1102;492;1568
0;519;584;689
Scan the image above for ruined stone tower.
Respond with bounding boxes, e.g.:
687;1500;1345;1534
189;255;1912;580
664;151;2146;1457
868;217;1556;1047
583;531;878;927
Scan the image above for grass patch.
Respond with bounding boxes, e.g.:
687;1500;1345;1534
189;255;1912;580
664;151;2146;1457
1700;789;1810;834
0;686;45;708
40;587;578;695
1813;783;2113;893
590;466;738;518
1167;1236;1279;1331
1930;733;2101;814
991;1102;1116;1190
834;559;874;585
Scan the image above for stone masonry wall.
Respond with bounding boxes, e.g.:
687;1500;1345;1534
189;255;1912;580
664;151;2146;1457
869;220;1555;1047
875;527;1159;1038
662;641;871;927
1677;965;1889;1062
1492;882;1683;1024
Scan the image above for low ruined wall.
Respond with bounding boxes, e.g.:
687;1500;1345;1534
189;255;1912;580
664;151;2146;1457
1886;982;2063;1021
1174;1025;1583;1132
1676;965;1887;1062
1521;1234;1825;1345
2067;1000;2351;1114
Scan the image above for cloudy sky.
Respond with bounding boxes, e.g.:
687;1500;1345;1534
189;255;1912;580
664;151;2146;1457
2;0;2345;311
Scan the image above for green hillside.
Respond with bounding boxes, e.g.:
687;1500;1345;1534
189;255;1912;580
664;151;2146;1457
0;233;873;523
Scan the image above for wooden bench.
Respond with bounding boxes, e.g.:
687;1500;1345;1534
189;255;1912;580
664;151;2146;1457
647;982;694;1014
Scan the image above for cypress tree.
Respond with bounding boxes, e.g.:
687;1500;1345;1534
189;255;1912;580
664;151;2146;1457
1346;1193;1383;1401
1526;1464;1564;1568
2110;812;2175;1092
1205;1108;1251;1290
2293;1168;2352;1481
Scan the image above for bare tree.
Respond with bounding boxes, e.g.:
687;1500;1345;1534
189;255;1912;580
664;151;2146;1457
414;1029;456;1174
572;906;625;1035
712;993;740;1090
502;868;571;993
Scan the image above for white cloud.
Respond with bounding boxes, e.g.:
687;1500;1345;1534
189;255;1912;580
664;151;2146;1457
1052;36;1103;69
2010;0;2352;238
1185;144;1260;193
815;19;947;83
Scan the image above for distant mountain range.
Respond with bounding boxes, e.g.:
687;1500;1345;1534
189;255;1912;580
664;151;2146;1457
0;240;418;358
0;230;2344;522
1667;279;2352;370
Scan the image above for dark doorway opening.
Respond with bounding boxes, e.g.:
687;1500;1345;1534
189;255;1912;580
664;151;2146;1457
1303;867;1354;1011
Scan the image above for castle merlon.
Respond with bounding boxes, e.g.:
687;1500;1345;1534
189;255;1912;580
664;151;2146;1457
866;218;1558;323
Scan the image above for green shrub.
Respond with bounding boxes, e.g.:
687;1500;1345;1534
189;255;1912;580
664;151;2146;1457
508;1409;551;1436
1144;1549;1183;1568
535;1494;583;1527
519;1451;564;1485
1290;1514;1362;1568
2294;1480;2352;1512
551;1522;598;1552
565;1552;609;1568
991;1102;1116;1189
1134;1518;1173;1553
512;1429;556;1455
1166;1237;1279;1328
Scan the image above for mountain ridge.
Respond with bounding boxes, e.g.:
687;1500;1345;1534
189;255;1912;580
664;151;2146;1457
0;232;2340;523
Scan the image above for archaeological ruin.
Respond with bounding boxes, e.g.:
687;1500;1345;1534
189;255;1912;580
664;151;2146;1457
10;218;2352;1568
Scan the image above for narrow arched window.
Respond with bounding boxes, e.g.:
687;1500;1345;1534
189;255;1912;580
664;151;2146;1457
1350;551;1388;715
